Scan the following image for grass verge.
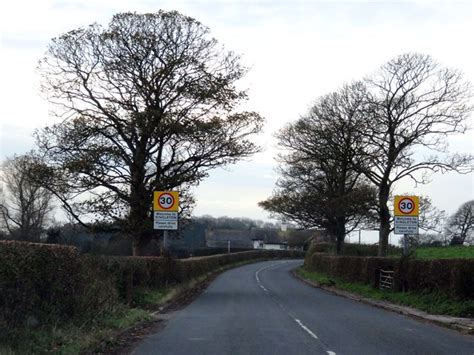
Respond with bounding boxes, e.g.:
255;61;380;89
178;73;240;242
296;267;474;318
0;306;151;354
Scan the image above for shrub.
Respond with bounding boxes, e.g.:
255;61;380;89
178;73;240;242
0;242;303;336
0;241;82;328
304;247;474;299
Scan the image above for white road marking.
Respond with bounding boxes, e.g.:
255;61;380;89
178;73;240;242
294;319;319;340
255;260;336;354
255;262;283;285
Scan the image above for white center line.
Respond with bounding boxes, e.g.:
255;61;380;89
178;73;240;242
294;319;319;340
255;261;336;354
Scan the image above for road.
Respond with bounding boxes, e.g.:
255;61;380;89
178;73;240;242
132;260;474;355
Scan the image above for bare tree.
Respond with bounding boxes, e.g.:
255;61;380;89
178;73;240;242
36;11;264;255
260;83;377;253
445;200;474;245
358;53;473;256
0;155;54;241
417;195;447;234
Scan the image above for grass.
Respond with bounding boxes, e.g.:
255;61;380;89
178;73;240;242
296;267;474;318
0;306;151;354
414;246;474;259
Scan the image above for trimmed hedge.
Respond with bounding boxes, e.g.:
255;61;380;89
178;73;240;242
304;249;474;299
0;242;119;329
0;241;303;330
304;242;401;259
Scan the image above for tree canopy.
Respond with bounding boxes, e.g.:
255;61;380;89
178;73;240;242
0;154;54;240
445;200;473;245
358;53;473;255
36;11;264;254
259;83;377;253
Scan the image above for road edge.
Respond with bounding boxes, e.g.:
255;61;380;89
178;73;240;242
87;257;303;354
291;268;474;335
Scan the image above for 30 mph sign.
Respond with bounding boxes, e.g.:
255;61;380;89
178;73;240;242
153;191;179;212
394;196;419;217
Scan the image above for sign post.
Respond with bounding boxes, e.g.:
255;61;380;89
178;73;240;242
153;191;179;250
394;196;419;256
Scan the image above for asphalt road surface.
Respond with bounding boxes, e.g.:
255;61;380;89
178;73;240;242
133;260;474;355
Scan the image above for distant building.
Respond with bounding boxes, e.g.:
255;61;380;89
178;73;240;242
250;227;288;250
206;229;253;249
205;227;328;251
252;239;288;250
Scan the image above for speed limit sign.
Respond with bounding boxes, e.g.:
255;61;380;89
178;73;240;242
153;191;179;212
394;196;419;217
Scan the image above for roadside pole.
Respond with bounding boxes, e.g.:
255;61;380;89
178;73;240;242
403;234;408;256
163;230;169;250
227;240;230;254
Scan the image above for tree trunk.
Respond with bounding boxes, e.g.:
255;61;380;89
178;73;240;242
130;224;154;256
335;217;346;255
336;234;344;255
378;185;391;256
132;238;142;256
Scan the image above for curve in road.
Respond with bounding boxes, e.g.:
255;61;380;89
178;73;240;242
132;260;474;355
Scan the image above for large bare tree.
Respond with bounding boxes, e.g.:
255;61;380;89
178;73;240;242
0;155;54;240
445;200;473;245
260;83;377;253
358;53;473;256
36;11;264;255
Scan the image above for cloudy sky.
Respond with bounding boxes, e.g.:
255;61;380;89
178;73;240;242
1;1;473;238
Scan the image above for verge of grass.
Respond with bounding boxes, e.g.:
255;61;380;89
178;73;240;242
296;267;474;318
414;246;474;259
0;306;150;354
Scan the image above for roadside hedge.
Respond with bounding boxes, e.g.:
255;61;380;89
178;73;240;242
0;241;303;330
304;247;474;299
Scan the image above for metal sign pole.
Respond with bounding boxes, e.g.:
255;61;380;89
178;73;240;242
403;234;408;256
163;229;168;250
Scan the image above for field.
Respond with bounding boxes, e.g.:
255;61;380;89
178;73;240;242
414;246;474;259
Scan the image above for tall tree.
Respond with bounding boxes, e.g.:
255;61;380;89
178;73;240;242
0;155;54;240
36;11;264;255
417;195;447;234
358;53;473;256
260;83;377;253
445;200;473;245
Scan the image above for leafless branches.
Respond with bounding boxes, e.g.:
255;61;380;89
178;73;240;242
0;155;54;240
36;11;264;254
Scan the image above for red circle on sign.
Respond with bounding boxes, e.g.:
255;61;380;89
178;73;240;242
398;197;415;214
158;193;175;210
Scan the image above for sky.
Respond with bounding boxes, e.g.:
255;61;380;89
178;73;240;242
0;0;473;243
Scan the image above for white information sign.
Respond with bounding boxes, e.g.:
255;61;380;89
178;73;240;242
394;216;418;235
154;211;178;230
